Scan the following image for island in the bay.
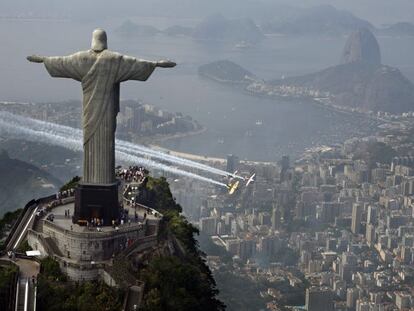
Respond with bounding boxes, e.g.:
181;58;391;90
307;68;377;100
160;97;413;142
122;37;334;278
200;28;414;115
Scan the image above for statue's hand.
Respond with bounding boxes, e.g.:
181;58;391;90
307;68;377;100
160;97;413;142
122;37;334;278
156;60;176;68
27;55;45;63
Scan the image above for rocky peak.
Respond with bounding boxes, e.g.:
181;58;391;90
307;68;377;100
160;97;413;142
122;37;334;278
341;28;381;66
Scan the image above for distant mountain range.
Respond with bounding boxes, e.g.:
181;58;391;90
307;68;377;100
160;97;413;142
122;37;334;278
114;15;264;44
200;28;414;114
115;6;414;40
192;14;264;43
378;22;414;37
114;20;160;37
261;4;374;36
0;150;61;216
261;5;414;37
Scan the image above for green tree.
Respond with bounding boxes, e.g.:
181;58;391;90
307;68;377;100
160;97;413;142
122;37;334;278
140;256;224;311
137;176;226;311
60;176;80;192
37;258;123;311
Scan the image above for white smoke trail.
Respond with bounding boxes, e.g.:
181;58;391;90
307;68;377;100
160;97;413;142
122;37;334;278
116;151;228;187
115;140;244;179
0;111;243;179
0;111;228;188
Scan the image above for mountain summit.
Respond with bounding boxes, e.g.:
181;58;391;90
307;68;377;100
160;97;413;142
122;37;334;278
341;28;381;66
266;28;414;113
200;27;414;113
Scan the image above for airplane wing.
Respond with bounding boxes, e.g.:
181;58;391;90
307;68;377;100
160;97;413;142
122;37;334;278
229;181;240;195
246;174;256;187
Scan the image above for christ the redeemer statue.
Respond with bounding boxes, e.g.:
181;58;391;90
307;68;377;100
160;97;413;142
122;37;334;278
28;29;175;185
27;29;175;224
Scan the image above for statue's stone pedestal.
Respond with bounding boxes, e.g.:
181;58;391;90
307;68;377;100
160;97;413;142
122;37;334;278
74;182;120;225
28;200;161;282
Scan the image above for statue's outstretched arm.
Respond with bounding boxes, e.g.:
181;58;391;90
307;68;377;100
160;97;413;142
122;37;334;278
27;55;45;63
155;60;176;68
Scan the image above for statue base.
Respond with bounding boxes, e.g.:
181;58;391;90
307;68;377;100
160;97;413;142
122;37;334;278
73;182;120;225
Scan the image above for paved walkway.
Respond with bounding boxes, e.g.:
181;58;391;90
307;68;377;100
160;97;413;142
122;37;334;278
15;258;40;278
43;201;159;233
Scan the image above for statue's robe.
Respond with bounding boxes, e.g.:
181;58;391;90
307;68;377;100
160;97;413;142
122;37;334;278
44;50;156;184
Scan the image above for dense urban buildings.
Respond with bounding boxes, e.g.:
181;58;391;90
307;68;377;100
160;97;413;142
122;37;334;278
170;119;414;310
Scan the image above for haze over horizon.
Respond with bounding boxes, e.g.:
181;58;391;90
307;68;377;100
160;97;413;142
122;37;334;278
0;0;413;25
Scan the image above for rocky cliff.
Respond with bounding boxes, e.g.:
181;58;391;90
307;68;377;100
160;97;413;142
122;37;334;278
341;28;381;65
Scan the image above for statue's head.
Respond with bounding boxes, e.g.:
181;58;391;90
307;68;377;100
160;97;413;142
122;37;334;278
91;29;107;52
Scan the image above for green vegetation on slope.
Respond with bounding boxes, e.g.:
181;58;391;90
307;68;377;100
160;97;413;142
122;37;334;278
0;263;18;309
0;208;22;249
140;255;224;311
37;258;124;311
141;176;183;215
0;209;22;234
60;176;80;192
137;176;226;311
35;175;224;311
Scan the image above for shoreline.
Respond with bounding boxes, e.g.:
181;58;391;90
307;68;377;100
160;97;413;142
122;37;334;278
149;126;207;144
148;144;275;166
201;75;399;127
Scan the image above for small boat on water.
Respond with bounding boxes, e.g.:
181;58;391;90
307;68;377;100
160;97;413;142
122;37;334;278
234;41;252;49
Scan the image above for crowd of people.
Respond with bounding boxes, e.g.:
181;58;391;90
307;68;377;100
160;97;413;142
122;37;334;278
40;166;162;231
45;199;63;212
41;188;76;213
116;166;147;183
56;188;75;200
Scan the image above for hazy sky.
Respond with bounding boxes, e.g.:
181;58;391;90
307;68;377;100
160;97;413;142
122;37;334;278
0;0;413;26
